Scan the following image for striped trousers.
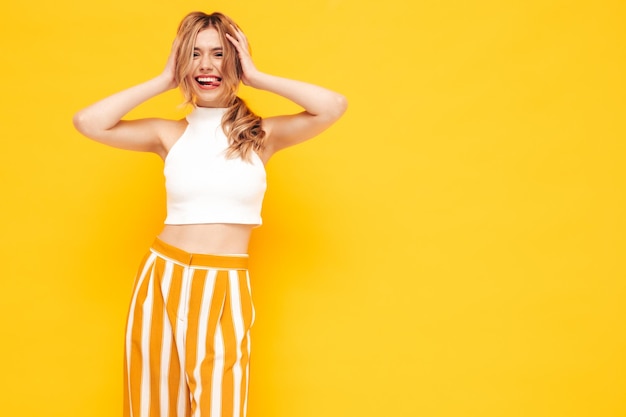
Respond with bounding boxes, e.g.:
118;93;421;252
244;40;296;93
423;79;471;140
124;238;255;417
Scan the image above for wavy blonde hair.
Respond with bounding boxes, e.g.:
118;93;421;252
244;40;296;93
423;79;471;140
174;11;265;161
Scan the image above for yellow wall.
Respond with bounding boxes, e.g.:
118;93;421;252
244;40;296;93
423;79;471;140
1;1;625;416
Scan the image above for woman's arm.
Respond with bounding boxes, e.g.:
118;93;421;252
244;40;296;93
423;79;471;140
72;44;179;157
226;27;348;158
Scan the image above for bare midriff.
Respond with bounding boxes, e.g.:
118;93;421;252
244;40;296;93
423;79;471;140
157;223;255;255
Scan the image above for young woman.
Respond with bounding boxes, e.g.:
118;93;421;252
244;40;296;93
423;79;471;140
73;11;347;417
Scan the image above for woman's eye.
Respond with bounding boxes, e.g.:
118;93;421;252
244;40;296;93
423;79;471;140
215;52;223;57
193;52;200;58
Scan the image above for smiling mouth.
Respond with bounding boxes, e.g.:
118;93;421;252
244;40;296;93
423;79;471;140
195;76;222;87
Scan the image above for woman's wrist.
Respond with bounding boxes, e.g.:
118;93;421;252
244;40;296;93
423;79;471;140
153;72;178;92
242;69;267;89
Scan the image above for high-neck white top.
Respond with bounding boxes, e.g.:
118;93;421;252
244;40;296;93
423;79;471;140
163;107;266;226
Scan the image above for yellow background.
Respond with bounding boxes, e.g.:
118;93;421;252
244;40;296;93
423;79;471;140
1;0;625;416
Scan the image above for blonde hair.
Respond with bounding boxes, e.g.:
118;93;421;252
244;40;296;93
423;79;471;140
174;11;265;161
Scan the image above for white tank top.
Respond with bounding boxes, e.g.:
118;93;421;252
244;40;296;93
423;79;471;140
163;106;267;225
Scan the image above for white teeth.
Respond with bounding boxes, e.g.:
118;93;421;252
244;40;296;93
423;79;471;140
197;76;219;82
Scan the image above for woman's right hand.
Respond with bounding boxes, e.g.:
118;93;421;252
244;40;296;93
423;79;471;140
160;38;180;90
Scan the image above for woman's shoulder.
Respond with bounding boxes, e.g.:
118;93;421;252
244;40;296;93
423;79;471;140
154;117;188;131
156;117;189;154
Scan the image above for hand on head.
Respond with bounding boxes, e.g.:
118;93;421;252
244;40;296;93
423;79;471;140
225;25;260;87
162;38;181;90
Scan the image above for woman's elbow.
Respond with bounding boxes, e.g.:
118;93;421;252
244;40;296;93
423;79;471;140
72;110;99;138
331;93;348;119
72;110;88;135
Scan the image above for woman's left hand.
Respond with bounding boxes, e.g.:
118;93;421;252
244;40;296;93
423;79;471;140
225;25;261;87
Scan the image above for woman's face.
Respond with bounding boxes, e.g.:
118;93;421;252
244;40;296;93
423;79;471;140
189;28;227;107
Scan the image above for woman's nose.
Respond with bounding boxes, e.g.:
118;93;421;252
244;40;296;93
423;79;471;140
200;56;213;70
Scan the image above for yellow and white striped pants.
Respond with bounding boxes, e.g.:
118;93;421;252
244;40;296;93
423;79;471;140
123;238;255;417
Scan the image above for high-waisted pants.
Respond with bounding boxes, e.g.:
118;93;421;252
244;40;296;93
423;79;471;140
123;238;255;417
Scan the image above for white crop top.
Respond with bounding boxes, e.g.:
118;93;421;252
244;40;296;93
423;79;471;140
163;106;267;225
